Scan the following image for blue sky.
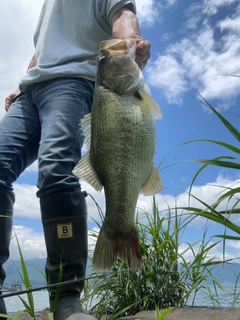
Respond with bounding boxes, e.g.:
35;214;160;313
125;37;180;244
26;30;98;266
0;0;240;263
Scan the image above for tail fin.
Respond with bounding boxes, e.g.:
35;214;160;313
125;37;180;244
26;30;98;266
93;225;142;271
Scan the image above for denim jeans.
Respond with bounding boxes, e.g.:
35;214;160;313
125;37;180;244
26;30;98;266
0;77;94;198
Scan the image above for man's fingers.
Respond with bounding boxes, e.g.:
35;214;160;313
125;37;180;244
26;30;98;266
5;94;16;112
135;38;151;70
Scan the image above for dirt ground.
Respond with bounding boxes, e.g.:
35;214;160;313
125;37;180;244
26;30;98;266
14;307;240;320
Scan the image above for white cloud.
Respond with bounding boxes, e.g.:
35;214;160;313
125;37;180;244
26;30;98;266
12;180;105;221
146;2;240;107
0;0;44;121
146;54;188;105
10;225;46;260
181;3;203;31
12;180;104;220
226;240;240;260
218;16;240;32
9;225;99;260
165;0;178;6
135;0;179;26
13;184;40;219
136;173;240;232
202;0;239;15
178;241;236;264
25;161;38;173
160;33;173;42
135;0;161;26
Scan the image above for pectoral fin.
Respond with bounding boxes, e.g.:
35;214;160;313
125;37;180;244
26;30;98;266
80;113;91;150
140;164;162;196
73;112;103;191
138;90;162;119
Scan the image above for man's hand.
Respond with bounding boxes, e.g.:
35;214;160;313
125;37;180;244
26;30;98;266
112;6;151;70
135;37;151;70
123;35;151;70
5;88;20;112
5;55;35;111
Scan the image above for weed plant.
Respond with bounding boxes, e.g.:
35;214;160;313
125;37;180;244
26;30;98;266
180;96;240;252
82;199;224;319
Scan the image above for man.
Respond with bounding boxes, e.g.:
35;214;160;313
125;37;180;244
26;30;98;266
1;1;151;320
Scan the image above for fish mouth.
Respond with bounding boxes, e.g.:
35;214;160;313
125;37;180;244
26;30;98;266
99;39;136;59
97;39;142;93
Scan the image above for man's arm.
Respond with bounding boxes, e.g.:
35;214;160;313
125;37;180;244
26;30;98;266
112;4;151;70
5;55;36;111
27;55;37;71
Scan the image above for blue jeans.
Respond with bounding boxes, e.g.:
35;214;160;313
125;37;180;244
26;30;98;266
0;78;94;198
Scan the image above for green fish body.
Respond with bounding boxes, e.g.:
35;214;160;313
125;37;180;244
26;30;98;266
73;39;162;270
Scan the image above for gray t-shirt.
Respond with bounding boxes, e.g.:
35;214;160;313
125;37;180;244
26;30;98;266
20;0;136;91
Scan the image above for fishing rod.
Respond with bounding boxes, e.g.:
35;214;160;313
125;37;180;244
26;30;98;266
1;270;126;299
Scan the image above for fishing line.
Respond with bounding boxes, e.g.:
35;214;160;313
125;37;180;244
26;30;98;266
84;191;105;222
1;270;128;299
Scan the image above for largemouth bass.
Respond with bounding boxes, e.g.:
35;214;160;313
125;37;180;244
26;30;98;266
73;39;162;271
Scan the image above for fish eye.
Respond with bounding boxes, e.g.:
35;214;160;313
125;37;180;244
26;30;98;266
98;52;109;64
100;57;107;64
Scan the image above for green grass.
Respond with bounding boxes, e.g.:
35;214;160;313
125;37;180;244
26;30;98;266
11;233;38;319
82;200;227;319
181;95;240;251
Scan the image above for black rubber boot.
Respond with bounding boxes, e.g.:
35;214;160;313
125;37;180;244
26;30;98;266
0;187;15;320
40;191;96;320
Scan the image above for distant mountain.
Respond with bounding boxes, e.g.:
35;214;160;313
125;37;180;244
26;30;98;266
208;263;240;284
4;258;46;288
3;259;240;289
3;258;93;289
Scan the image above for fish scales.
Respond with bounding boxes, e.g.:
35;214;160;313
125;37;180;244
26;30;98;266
73;39;162;270
91;90;155;231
